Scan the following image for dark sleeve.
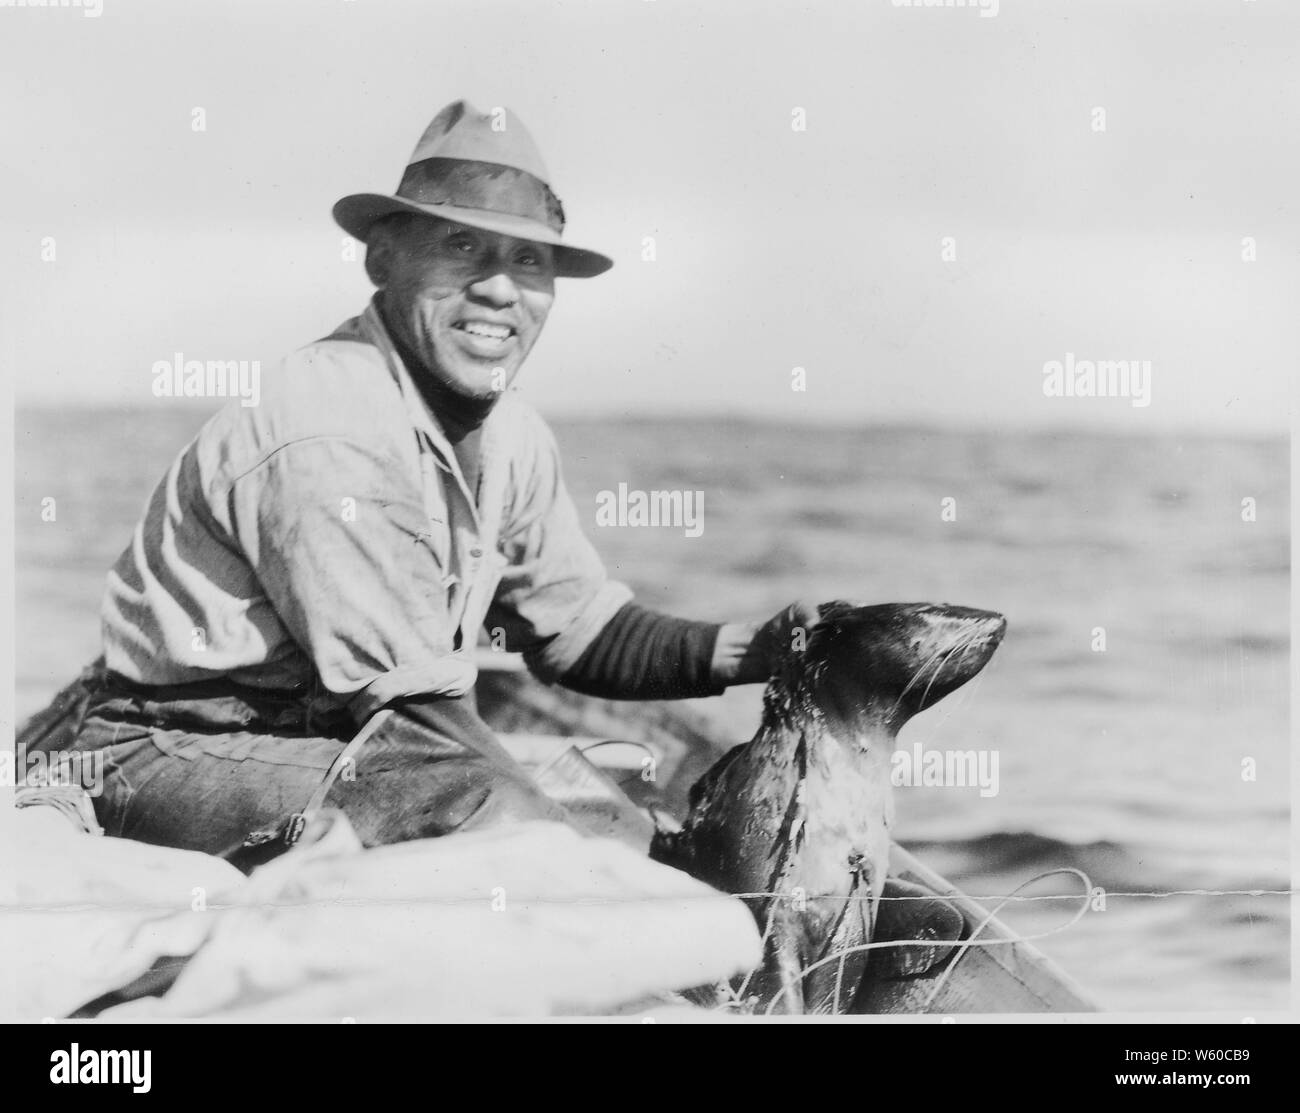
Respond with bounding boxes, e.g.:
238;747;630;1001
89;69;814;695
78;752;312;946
557;602;724;700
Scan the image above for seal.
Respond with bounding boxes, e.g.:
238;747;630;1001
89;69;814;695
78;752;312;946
650;601;1006;1014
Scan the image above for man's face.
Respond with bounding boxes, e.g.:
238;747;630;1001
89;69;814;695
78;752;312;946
370;215;556;398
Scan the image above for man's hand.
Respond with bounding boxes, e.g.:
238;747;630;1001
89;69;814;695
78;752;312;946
709;600;823;687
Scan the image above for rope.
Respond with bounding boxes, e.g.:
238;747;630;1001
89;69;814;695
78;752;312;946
919;866;1091;1011
761;866;1094;1015
6;884;1295;916
728;887;1297;902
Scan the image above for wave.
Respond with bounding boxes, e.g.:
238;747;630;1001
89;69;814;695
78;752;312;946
905;830;1127;878
903;830;1289;896
906;831;1175;894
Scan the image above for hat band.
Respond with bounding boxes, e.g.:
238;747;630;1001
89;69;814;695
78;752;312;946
396;157;566;234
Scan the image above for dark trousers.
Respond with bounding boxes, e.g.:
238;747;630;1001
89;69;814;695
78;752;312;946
62;675;567;870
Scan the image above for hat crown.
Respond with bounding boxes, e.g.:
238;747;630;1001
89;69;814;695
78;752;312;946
331;98;614;277
407;100;551;184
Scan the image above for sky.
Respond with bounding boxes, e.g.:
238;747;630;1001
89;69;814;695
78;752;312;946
2;0;1297;432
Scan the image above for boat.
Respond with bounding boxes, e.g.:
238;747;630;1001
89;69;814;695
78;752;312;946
475;653;1099;1014
15;653;1100;1014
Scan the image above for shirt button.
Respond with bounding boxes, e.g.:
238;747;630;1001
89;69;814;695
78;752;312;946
469;547;483;558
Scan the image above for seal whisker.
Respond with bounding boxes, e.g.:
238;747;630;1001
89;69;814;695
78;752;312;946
897;645;950;698
918;629;978;710
932;636;1000;734
931;663;985;735
918;642;960;709
890;642;955;718
935;630;985;704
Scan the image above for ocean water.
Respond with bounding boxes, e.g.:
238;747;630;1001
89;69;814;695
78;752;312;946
13;405;1290;1013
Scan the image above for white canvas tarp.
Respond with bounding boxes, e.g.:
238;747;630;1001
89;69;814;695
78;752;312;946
1;794;758;1020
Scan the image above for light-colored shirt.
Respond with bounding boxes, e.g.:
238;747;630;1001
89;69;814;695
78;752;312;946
101;302;632;721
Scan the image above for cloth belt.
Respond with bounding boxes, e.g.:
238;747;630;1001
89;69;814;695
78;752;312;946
94;669;355;738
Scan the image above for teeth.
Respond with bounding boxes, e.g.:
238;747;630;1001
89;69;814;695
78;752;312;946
460;322;511;340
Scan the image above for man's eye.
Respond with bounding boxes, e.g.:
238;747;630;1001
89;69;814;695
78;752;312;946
447;235;477;253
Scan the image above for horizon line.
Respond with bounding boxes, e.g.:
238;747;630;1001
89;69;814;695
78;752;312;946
11;399;1289;443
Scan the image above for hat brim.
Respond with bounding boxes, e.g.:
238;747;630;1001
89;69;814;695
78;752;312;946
333;193;613;279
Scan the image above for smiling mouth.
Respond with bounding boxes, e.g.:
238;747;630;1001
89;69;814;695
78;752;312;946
453;320;516;343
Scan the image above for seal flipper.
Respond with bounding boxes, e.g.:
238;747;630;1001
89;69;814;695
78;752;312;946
849;877;966;1014
864;877;965;980
801;865;877;1014
650;741;751;874
684;741;749;813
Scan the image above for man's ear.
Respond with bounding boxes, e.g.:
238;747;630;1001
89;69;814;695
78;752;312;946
364;227;394;288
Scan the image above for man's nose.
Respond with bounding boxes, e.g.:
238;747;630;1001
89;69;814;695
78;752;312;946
467;271;521;308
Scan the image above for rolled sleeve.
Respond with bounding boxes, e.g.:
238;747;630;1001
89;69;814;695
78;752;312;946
524;580;635;682
485;419;633;683
224;435;476;719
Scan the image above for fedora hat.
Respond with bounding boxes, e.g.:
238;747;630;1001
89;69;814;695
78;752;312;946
333;100;612;279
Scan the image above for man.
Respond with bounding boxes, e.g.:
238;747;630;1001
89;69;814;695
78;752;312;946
59;101;812;867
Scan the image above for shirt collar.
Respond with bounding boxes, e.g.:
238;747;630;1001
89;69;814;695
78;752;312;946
359;298;459;458
358;299;526;527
